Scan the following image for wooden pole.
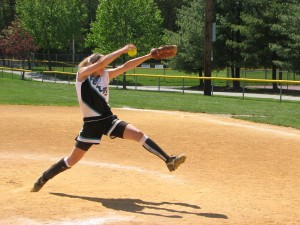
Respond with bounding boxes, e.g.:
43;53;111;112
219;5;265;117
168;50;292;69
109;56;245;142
204;0;212;96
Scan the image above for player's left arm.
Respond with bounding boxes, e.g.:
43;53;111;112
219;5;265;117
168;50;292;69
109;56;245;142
107;53;152;80
77;44;136;82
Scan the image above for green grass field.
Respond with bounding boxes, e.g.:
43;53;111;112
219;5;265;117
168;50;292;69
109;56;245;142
1;77;300;130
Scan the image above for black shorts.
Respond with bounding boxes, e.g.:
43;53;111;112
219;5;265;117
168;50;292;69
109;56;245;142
75;115;128;145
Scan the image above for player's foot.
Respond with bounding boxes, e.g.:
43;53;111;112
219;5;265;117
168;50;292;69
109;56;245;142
31;176;47;192
166;154;186;172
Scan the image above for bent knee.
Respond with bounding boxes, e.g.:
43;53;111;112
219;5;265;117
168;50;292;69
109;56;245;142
135;130;144;140
123;125;144;141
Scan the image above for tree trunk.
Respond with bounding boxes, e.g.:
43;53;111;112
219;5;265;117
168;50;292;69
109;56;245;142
231;65;235;87
27;58;31;70
47;49;52;71
233;66;241;89
272;64;278;90
203;0;212;96
279;68;282;80
204;80;212;96
198;67;204;89
27;52;32;70
122;72;127;89
21;59;25;80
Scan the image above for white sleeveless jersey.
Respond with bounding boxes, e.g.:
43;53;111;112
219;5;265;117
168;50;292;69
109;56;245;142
75;71;112;119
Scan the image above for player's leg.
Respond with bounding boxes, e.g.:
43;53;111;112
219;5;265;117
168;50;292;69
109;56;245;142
110;122;186;171
66;143;91;166
123;124;171;161
31;118;105;192
31;143;91;192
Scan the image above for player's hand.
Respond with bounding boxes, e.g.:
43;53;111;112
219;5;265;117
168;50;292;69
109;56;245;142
124;44;137;53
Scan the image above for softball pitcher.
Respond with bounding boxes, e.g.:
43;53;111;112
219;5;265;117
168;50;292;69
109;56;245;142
31;44;186;192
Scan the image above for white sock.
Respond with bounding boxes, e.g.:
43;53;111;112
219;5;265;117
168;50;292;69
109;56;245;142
64;157;71;168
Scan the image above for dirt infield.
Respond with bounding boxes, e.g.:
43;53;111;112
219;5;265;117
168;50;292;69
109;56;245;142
1;105;300;225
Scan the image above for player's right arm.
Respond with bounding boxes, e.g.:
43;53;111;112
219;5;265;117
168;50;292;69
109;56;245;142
108;53;152;80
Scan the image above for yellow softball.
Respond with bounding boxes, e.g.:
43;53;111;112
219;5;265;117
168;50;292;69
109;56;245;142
128;48;137;57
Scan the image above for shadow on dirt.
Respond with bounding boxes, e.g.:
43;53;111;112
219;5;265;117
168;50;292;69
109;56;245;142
50;192;228;219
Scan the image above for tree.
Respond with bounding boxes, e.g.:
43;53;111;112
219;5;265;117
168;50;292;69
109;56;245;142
167;0;205;88
239;0;298;90
82;0;100;26
153;0;186;32
214;0;244;89
86;0;165;88
16;0;87;70
0;33;7;64
80;0;100;52
168;0;299;93
203;0;213;96
0;19;38;79
0;0;16;31
0;0;16;64
270;0;300;73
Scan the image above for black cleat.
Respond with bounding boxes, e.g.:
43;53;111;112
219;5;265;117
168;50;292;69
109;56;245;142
166;154;186;172
31;176;47;192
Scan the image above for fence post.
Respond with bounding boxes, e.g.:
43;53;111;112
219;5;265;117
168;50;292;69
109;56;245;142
242;79;245;100
280;83;282;103
158;76;161;92
135;76;137;90
264;69;267;88
211;79;214;96
287;72;289;90
226;67;229;86
182;78;185;95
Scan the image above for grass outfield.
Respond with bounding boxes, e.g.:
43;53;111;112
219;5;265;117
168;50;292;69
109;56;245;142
1;77;300;129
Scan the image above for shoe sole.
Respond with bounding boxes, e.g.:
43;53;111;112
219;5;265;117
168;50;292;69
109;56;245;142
168;154;186;172
31;184;43;192
30;177;46;192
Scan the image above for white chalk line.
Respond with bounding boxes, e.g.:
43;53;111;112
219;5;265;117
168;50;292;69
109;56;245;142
52;214;134;225
120;107;300;138
0;214;134;225
200;117;300;138
2;152;181;182
2;150;177;224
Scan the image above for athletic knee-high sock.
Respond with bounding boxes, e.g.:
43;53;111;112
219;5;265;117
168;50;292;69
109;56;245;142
139;135;170;162
42;157;71;181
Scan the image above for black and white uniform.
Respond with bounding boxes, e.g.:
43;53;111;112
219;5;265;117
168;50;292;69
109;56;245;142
75;71;169;161
75;71;127;145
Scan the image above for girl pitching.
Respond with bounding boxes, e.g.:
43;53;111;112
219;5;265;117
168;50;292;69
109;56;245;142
31;44;186;192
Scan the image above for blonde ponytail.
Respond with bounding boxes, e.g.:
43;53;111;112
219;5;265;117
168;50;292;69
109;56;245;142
78;56;89;70
78;53;103;70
